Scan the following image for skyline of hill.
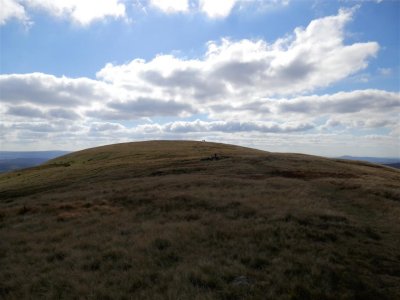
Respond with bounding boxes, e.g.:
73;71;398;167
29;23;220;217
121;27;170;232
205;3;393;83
1;140;399;299
1;148;399;173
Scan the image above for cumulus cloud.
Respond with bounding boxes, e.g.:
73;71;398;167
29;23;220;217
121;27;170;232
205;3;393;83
0;0;291;26
378;68;392;76
97;8;379;103
1;10;393;130
340;0;383;3
11;122;63;133
147;0;289;18
203;90;400;141
1;8;397;156
48;108;81;120
5;104;81;121
0;0;29;25
199;0;238;18
0;73;196;121
86;97;196;120
273;90;400;132
118;120;315;144
90;122;126;133
276;90;399;115
26;0;126;25
162;119;314;133
149;0;189;13
0;10;390;127
198;0;290;18
0;0;126;26
109;97;196;117
0;73;110;107
7;105;45;118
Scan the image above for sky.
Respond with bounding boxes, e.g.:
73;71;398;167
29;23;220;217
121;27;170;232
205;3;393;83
0;0;399;157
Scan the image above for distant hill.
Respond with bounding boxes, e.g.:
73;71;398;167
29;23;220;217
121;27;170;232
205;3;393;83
337;155;400;164
1;141;399;299
385;162;400;169
0;157;49;172
0;151;70;172
337;155;400;169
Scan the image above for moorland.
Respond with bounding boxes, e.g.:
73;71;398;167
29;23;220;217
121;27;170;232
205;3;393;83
1;141;399;299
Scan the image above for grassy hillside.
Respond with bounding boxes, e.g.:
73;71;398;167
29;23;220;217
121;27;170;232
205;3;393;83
1;141;399;299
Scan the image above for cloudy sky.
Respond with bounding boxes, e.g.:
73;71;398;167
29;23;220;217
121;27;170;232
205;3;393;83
0;0;399;157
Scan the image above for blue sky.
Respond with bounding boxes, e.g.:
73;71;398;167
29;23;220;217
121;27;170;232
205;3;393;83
0;0;399;157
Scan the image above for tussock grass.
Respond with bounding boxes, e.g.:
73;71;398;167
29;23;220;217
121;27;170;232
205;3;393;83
0;141;399;299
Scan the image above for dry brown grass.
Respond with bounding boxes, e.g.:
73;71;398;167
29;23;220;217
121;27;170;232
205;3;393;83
0;140;399;299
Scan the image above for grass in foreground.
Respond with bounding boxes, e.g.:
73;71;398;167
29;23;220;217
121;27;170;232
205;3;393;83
1;141;399;299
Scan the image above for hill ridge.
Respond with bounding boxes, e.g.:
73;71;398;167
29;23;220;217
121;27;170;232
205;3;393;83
1;140;399;299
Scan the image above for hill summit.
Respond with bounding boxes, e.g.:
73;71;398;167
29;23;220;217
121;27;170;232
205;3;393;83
1;141;399;299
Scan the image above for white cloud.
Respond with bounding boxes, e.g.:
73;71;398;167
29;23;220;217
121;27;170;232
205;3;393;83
199;0;238;18
378;67;392;76
208;89;399;122
90;122;126;133
340;0;383;3
0;0;291;26
0;73;111;107
0;0;29;25
2;70;398;136
263;89;400;133
97;8;379;105
1;0;127;26
86;97;196;120
198;0;290;19
1;8;397;156
1;10;389;123
162;119;314;133
1;10;392;130
149;0;189;13
27;0;126;25
275;89;399;115
3;118;398;157
7;105;45;119
0;73;197;121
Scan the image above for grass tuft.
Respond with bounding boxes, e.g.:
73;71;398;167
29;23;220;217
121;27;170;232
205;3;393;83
0;141;399;299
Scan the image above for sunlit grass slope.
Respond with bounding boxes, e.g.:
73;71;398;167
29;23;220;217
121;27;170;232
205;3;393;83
1;140;399;299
